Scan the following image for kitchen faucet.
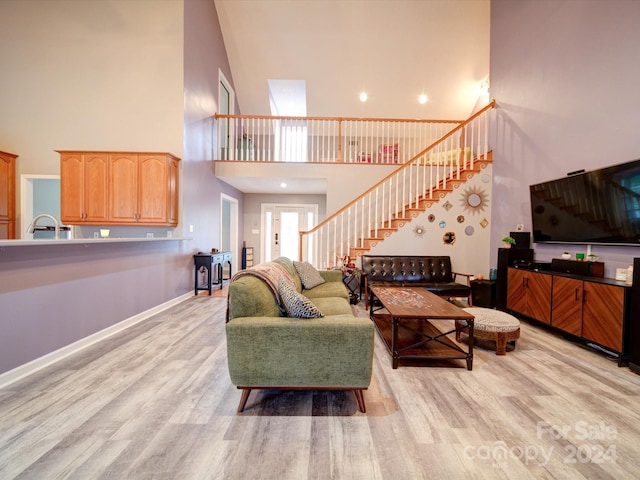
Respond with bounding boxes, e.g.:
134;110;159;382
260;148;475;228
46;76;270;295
27;213;61;239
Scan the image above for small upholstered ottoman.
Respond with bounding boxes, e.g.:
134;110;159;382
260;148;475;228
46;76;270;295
456;307;520;355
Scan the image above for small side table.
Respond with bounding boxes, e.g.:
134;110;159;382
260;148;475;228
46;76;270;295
194;251;232;295
470;279;496;308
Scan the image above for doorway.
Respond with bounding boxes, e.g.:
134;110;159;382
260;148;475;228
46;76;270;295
221;193;239;278
261;203;317;263
20;174;61;239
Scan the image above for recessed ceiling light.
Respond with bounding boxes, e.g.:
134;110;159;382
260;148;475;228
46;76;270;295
359;92;368;102
280;182;287;188
419;94;428;104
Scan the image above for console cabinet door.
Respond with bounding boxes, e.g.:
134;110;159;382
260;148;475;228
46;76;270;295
507;268;551;324
527;271;552;324
507;268;527;314
551;276;583;336
582;282;624;352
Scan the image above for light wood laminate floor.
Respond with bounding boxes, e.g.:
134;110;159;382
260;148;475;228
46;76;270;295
1;291;640;479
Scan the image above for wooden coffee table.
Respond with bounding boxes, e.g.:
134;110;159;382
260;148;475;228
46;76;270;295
369;286;475;369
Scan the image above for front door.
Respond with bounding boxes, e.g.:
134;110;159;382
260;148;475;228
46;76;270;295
262;204;317;263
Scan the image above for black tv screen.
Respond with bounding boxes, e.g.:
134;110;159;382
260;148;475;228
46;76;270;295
530;159;640;246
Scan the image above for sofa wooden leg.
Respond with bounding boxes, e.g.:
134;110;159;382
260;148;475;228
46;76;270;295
237;388;252;413
353;389;366;413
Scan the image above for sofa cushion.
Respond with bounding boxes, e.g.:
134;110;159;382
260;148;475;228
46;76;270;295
304;280;350;301
311;296;354;316
294;260;326;289
278;279;324;318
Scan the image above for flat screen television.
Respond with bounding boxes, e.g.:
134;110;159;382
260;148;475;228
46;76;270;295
530;159;640;246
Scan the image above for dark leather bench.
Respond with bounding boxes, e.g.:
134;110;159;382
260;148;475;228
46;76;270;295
361;255;472;308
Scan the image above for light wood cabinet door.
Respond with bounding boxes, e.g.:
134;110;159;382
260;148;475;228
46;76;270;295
137;155;168;224
582;282;624;352
167;156;179;226
83;153;109;222
0;151;17;239
109;154;139;223
60;153;85;223
551;276;583;336
61;152;109;224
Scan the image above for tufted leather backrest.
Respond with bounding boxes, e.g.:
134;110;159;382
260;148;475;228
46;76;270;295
361;255;454;283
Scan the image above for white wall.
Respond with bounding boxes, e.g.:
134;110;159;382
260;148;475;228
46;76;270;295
490;0;640;276
367;165;493;277
0;0;184;232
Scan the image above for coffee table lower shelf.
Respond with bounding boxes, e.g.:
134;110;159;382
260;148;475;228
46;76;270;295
372;313;473;370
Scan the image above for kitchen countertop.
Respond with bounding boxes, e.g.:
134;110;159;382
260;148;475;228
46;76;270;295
0;237;192;248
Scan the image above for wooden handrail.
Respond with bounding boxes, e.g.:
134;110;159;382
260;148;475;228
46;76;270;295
214;113;464;124
299;100;496;239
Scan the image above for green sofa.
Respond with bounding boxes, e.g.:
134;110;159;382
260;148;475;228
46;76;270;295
226;257;374;413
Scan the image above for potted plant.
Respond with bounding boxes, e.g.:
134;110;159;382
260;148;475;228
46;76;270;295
502;236;516;248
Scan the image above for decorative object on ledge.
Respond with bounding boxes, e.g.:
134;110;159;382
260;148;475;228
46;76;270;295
502;236;516;248
562;252;571;259
413;225;426;237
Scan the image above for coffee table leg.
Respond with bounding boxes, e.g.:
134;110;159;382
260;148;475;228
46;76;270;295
392;317;399;369
466;319;474;370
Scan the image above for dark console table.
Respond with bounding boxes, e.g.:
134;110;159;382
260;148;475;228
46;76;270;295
194;251;232;295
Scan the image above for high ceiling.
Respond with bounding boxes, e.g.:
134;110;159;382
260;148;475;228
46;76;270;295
213;0;490;193
215;0;489;119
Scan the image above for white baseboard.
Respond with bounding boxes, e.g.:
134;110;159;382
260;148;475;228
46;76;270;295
0;291;193;390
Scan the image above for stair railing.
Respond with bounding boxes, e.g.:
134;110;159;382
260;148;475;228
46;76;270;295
299;100;496;268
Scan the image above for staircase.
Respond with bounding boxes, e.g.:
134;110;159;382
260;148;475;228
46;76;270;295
299;101;496;268
347;153;492;259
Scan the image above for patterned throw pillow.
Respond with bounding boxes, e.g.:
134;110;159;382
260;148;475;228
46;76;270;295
277;278;324;318
293;260;326;290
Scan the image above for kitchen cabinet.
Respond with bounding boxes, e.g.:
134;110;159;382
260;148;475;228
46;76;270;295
60;152;109;224
507;267;552;324
0;150;17;239
59;151;180;226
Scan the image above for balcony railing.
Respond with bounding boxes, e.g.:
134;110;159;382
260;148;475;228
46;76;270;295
215;101;495;269
214;113;464;164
